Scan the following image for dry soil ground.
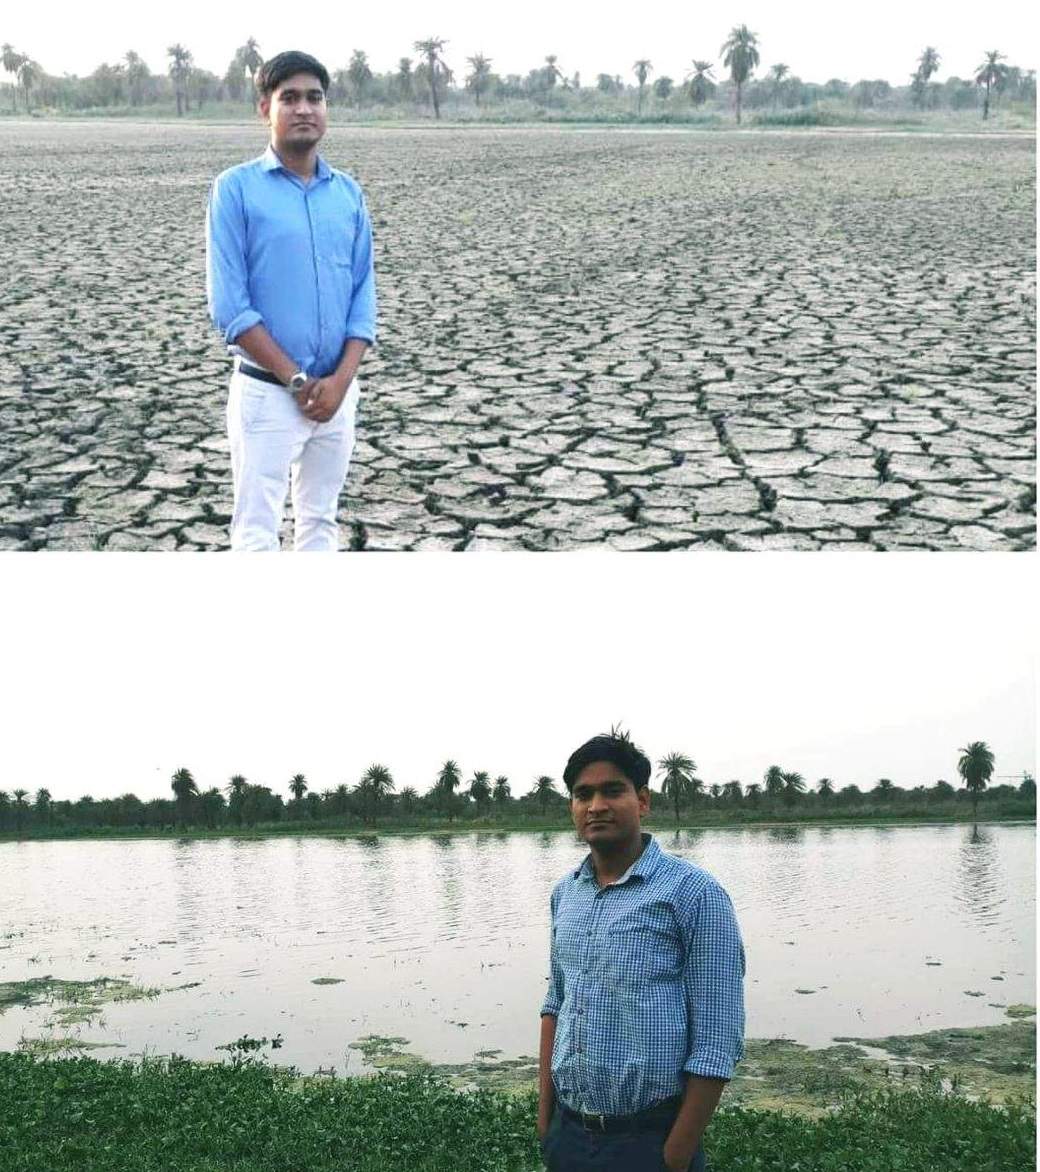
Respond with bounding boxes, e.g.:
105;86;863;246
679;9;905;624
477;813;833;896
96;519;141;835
0;122;1034;550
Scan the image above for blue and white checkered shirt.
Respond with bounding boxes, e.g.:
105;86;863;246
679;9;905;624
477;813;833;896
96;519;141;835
541;834;745;1116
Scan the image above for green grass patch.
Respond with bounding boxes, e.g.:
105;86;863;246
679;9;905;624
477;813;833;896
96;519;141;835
0;1053;1031;1171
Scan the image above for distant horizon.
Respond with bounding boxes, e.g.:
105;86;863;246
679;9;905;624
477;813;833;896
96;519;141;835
8;755;1029;807
3;556;1034;806
3;0;1037;89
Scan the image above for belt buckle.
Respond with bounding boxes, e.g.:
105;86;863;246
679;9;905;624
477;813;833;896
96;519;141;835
581;1112;606;1132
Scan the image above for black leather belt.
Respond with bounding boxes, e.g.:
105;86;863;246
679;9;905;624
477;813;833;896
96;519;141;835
561;1095;682;1133
237;361;285;388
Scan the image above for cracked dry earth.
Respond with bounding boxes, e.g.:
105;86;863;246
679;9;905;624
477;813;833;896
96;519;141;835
0;122;1035;550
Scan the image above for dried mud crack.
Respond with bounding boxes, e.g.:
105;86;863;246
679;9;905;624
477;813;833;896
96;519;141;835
0;123;1034;550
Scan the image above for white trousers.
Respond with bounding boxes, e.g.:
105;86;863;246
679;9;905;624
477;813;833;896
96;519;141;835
226;371;360;552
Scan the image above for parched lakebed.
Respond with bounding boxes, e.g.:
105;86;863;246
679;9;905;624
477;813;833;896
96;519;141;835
0;122;1034;550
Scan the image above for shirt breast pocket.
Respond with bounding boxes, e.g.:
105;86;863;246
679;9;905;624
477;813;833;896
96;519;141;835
605;919;682;990
329;224;356;267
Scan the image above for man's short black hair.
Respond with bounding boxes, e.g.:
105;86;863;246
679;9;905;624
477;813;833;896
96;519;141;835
562;727;652;794
256;51;330;98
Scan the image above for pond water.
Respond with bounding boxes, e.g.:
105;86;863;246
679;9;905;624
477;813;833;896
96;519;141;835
0;823;1033;1075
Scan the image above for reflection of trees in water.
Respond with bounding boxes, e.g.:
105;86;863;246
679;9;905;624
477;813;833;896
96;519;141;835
767;826;805;845
757;826;810;928
954;824;1004;928
171;839;206;950
430;834;463;938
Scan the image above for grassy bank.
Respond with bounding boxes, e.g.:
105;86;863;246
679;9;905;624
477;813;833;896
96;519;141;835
0;1052;1031;1171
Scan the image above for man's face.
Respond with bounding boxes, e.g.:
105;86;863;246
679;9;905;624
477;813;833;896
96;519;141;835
261;71;327;151
570;760;649;849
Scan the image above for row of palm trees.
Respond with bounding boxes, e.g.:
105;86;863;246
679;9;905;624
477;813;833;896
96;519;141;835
2;741;1030;836
3;31;1030;120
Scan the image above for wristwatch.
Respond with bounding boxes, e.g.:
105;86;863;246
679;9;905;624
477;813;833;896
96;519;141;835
288;369;309;391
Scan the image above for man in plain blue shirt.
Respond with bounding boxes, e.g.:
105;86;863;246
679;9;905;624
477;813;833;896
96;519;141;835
206;50;376;550
538;730;745;1172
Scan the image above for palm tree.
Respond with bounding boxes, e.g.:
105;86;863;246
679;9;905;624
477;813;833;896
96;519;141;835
225;774;247;825
768;62;789;108
33;788;52;827
347;49;373;109
240;36;262;97
466;53;492;107
16;59;40;113
686;60;715;107
2;45;24;112
957;741;995;821
468;770;492;809
722;780;743;804
289;773;308;802
721;24;760;124
492;775;511;805
12;789;28;833
399;785;418;816
395;57;414;102
532;775;556;815
360;764;395;822
975;51;1007;120
543;55;566;91
873;778;895;801
816;777;834;801
0;791;10;832
911;46;941;109
781;770;805;808
435;759;462;820
658;752;700;826
124;51;149;106
167;44;193;115
170;767;198;826
413;37;450;118
744;782;761;806
633;59;652;113
764;765;786;805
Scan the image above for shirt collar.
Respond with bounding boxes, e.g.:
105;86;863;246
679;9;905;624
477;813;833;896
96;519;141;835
261;144;331;181
575;833;661;885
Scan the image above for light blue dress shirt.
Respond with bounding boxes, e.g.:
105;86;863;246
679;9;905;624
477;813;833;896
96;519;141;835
205;145;376;378
541;834;745;1116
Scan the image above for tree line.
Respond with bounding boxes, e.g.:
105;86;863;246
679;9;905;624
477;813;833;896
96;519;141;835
0;741;1032;836
1;31;1033;121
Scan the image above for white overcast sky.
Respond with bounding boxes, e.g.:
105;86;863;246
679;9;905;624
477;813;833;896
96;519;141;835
1;555;1034;803
4;0;1037;84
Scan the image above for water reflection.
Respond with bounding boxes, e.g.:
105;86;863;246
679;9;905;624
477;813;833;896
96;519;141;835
954;824;1004;928
0;824;1032;1069
767;826;804;844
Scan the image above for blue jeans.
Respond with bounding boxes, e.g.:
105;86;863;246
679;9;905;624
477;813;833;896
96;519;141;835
541;1109;707;1172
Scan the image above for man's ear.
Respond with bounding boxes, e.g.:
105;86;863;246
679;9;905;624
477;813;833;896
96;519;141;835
638;785;651;814
258;95;270;122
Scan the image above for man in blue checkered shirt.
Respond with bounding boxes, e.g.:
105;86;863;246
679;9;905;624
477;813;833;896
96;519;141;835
538;731;745;1172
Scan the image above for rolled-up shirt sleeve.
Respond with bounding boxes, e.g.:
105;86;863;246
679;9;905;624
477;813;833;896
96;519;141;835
206;171;263;344
680;879;745;1080
540;885;564;1017
345;192;376;345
